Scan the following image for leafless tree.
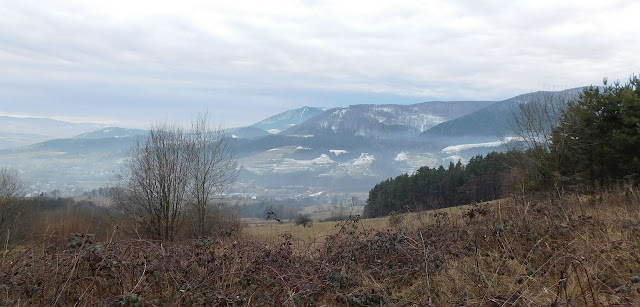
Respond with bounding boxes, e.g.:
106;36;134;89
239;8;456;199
0;168;25;243
187;114;238;237
508;91;569;151
113;123;192;240
506;90;573;187
113;116;237;241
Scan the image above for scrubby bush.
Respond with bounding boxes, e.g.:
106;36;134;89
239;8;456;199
387;211;405;228
294;213;312;227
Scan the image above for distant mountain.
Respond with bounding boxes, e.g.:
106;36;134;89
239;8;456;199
281;101;494;137
73;127;147;139
0;116;108;139
0;132;51;150
250;106;324;133
227;126;270;139
422;88;585;139
0;135;139;195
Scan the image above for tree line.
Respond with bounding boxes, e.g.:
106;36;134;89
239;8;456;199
364;76;640;217
0;175;113;245
363;151;524;218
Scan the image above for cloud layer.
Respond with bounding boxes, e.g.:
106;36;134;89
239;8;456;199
1;0;638;127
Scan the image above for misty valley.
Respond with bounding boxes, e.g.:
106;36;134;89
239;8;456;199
0;89;578;202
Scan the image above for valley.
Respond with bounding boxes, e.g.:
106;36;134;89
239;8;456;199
0;89;579;204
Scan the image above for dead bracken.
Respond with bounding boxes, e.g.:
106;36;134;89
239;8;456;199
1;187;639;306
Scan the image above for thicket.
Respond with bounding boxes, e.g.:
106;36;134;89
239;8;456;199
0;195;113;246
0;194;242;248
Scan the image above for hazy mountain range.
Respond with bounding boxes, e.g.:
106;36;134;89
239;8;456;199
423;88;584;139
0;116;109;149
281;101;492;137
0;88;584;197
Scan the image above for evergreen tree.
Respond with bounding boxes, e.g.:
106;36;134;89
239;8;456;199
552;76;640;187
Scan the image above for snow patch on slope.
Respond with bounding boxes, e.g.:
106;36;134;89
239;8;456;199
394;152;408;161
330;149;348;156
393;152;439;173
441;138;521;154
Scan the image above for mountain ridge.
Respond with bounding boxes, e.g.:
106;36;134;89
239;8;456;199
73;127;148;139
250;106;324;134
422;87;586;139
281;101;494;137
0;116;108;138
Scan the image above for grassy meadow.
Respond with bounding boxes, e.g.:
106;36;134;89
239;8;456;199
243;204;474;246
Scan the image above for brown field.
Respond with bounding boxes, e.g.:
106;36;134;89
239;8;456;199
243;203;475;246
2;189;640;306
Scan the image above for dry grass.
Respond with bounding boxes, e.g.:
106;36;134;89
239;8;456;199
243;204;473;245
1;188;639;306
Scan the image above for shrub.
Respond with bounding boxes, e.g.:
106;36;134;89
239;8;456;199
294;214;312;227
388;211;404;228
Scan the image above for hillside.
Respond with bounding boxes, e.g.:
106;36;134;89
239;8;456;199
422;87;585;139
281;101;493;137
73;127;147;139
227;126;270;139
0;116;109;149
3;189;638;305
0;131;51;150
0;116;107;139
250;106;324;133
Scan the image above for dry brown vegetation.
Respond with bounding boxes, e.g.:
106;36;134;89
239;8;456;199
2;187;640;306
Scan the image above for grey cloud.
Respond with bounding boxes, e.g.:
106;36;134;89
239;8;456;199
0;0;638;127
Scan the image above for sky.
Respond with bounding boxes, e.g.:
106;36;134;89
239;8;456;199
1;0;639;129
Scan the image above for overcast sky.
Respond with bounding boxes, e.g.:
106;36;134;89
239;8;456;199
1;0;638;128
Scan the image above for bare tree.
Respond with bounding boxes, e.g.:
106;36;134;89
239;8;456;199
508;91;569;151
0;168;25;242
506;90;575;187
113;117;238;241
113;123;192;240
187;114;238;237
